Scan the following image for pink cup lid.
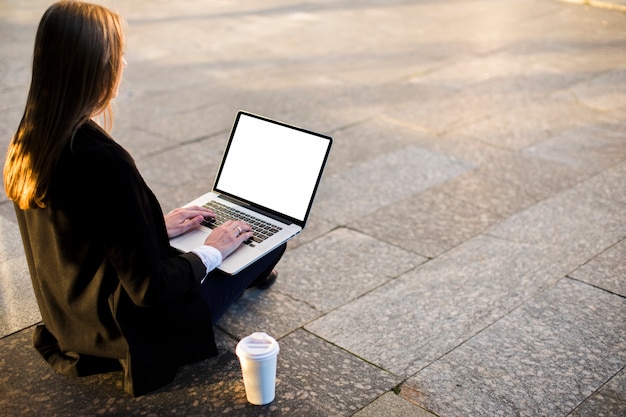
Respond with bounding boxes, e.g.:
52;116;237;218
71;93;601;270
236;332;280;360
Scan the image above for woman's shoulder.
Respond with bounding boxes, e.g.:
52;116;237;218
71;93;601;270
71;120;133;166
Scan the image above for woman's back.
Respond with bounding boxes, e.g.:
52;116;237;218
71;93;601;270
15;120;218;396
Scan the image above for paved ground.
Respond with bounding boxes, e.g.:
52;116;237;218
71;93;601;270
1;0;625;416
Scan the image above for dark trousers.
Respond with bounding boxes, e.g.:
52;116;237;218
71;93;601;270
199;243;286;323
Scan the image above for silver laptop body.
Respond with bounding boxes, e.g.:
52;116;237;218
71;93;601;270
169;111;333;275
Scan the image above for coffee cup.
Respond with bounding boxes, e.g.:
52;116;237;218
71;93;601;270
235;332;280;405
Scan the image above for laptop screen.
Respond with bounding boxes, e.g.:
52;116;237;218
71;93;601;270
213;112;332;224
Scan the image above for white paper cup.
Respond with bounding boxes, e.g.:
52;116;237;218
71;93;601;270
235;332;280;405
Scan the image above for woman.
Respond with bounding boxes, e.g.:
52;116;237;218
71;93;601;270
3;1;284;396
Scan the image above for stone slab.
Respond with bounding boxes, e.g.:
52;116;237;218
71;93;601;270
438;152;586;215
320;117;431;178
568;68;626;113
0;327;323;416
486;179;626;268
217;289;320;342
569;392;626;417
306;234;570;377
115;85;236;144
601;366;626;401
575;160;626;205
472;153;588;203
0;204;41;337
401;278;626;417
414;44;589;96
380;117;511;167
523;118;626;175
274;228;424;312
570;368;626;417
371;0;564;64
352;183;501;258
545;0;626;42
0;326;400;417
276;330;402;416
135;135;225;189
378;82;487;136
353;392;436;417
570;238;626;297
0;203;24;262
286;213;335;250
468;91;595;147
353;151;588;258
314;144;474;225
0;256;40;337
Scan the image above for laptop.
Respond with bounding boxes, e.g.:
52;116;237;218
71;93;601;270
170;111;333;275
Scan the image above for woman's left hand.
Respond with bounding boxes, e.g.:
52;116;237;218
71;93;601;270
165;206;215;238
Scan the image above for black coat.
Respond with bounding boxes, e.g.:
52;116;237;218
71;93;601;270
14;120;218;396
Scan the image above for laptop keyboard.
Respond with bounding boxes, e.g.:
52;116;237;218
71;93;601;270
200;201;283;247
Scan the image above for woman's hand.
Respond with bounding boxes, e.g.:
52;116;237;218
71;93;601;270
165;206;214;238
203;219;253;259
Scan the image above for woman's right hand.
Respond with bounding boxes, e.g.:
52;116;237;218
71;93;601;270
204;219;253;259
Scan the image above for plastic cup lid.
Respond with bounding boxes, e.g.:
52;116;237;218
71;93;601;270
236;332;280;360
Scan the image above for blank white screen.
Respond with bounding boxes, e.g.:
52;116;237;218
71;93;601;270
215;114;330;222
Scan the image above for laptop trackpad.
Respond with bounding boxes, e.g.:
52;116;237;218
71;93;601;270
169;228;210;253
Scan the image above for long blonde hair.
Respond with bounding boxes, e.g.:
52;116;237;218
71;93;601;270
3;1;126;209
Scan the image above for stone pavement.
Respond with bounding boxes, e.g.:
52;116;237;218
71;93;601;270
1;0;625;415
